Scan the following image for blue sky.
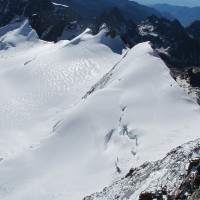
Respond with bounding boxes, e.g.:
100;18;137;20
135;0;200;7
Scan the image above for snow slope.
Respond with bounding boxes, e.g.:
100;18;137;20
0;21;200;200
0;20;125;160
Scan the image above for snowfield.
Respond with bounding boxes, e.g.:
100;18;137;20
0;21;125;159
0;20;200;200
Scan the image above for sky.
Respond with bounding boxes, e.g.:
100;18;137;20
135;0;200;7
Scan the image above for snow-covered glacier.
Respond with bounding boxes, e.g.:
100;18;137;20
0;20;125;159
0;21;200;200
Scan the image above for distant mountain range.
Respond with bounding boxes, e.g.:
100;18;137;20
1;0;200;69
152;3;200;26
0;0;170;42
53;0;169;23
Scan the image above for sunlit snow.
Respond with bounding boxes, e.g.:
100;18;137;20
0;20;200;200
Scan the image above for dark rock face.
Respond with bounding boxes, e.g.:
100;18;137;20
188;68;200;88
29;4;82;42
186;20;200;41
92;7;140;47
0;0;83;42
176;157;200;200
139;191;174;200
0;0;52;27
0;0;23;26
137;16;200;68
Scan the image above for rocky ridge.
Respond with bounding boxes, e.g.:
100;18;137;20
84;139;200;200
